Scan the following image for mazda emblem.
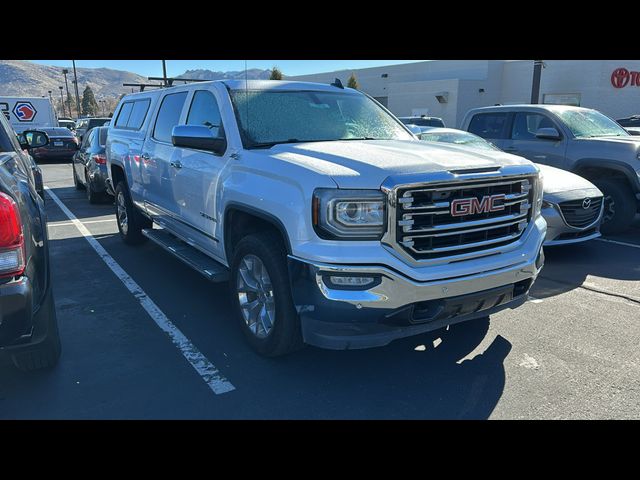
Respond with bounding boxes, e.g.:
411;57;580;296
582;198;592;209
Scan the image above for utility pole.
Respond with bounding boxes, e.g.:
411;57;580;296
162;60;168;87
530;60;544;104
58;87;65;117
62;69;72;118
72;60;81;118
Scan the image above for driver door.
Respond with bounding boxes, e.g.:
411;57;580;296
502;112;568;168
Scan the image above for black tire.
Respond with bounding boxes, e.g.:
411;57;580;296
11;294;62;372
115;181;151;245
86;171;102;204
230;232;302;357
592;178;636;235
72;164;84;190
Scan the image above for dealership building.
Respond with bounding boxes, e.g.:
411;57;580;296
289;60;640;128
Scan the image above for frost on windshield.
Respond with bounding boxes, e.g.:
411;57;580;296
556;109;628;138
230;90;412;145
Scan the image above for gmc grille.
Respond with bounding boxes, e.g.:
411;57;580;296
559;197;603;228
395;177;535;260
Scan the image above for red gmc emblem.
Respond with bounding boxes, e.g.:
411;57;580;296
451;194;506;216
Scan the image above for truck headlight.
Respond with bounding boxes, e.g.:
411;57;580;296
533;169;544;218
313;189;386;239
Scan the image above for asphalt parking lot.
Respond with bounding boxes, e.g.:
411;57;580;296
1;160;640;419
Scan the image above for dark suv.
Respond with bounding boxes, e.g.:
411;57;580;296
0;114;61;371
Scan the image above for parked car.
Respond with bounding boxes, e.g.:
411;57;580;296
0;114;61;371
75;117;110;143
22;127;79;162
72;126;111;203
58;119;77;133
398;115;446;128
417;128;604;246
616;115;640;128
107;80;545;356
461;105;640;234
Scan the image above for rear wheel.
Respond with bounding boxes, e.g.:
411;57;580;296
592;178;636;235
11;294;62;372
230;232;302;357
72;164;84;190
115;181;151;245
86;170;102;204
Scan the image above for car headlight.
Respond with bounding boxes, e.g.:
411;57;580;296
313;189;386;239
533;168;544;218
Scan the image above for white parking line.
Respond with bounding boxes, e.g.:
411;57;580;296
44;186;235;395
596;238;640;250
48;218;117;227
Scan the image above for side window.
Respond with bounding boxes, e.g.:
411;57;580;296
511;113;557;140
153;92;188;143
82;129;94;148
127;99;151;130
468;113;508;139
115;102;133;128
186;90;224;138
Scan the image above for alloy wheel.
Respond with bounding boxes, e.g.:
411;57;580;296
116;191;128;235
236;254;276;339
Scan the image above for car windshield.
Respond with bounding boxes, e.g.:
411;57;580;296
419;131;498;150
229;89;413;148
554;109;630;138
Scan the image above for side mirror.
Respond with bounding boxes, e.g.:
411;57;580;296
19;130;50;150
171;125;226;155
535;127;561;141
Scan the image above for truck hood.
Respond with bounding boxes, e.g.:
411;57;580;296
264;140;534;188
579;135;640;146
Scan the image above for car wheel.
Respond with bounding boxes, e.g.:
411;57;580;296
11;293;61;372
230;232;302;357
86;170;101;204
73;164;84;190
115;181;151;245
592;178;636;235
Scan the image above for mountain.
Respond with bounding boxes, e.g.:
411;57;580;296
177;68;271;81
0;61;273;101
0;60;149;98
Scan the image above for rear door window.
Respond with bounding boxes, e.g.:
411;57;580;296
468;113;509;139
115;103;133;128
153;92;188;143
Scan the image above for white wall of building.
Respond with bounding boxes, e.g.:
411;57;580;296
289;60;640;127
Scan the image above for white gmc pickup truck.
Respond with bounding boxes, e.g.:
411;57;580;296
106;80;546;356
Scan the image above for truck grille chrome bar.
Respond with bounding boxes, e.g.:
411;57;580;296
394;176;535;260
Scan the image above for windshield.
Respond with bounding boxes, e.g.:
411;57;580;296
229;89;413;147
554;109;629;138
419;131;498;150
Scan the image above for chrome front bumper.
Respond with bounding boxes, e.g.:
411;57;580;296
287;225;545;350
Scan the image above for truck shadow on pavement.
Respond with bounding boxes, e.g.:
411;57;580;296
255;318;512;419
530;238;640;300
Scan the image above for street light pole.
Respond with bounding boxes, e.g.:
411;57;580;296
530;60;544;104
162;60;168;87
62;69;72;118
48;90;53;103
72;60;81;118
58;87;65;117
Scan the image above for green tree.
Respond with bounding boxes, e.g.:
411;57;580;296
81;85;99;116
347;73;360;90
269;66;283;80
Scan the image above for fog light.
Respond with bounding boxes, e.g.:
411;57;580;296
329;276;375;287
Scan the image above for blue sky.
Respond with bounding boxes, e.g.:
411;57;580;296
29;60;422;77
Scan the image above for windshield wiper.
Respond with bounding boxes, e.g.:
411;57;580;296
339;137;378;141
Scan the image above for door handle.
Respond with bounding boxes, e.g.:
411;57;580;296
140;153;151;160
170;160;183;169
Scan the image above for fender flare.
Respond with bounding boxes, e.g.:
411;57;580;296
571;158;640;192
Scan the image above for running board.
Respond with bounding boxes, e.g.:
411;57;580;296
142;228;229;282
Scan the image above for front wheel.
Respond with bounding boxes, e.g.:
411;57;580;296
230;232;302;357
115;181;151;245
592;178;636;235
